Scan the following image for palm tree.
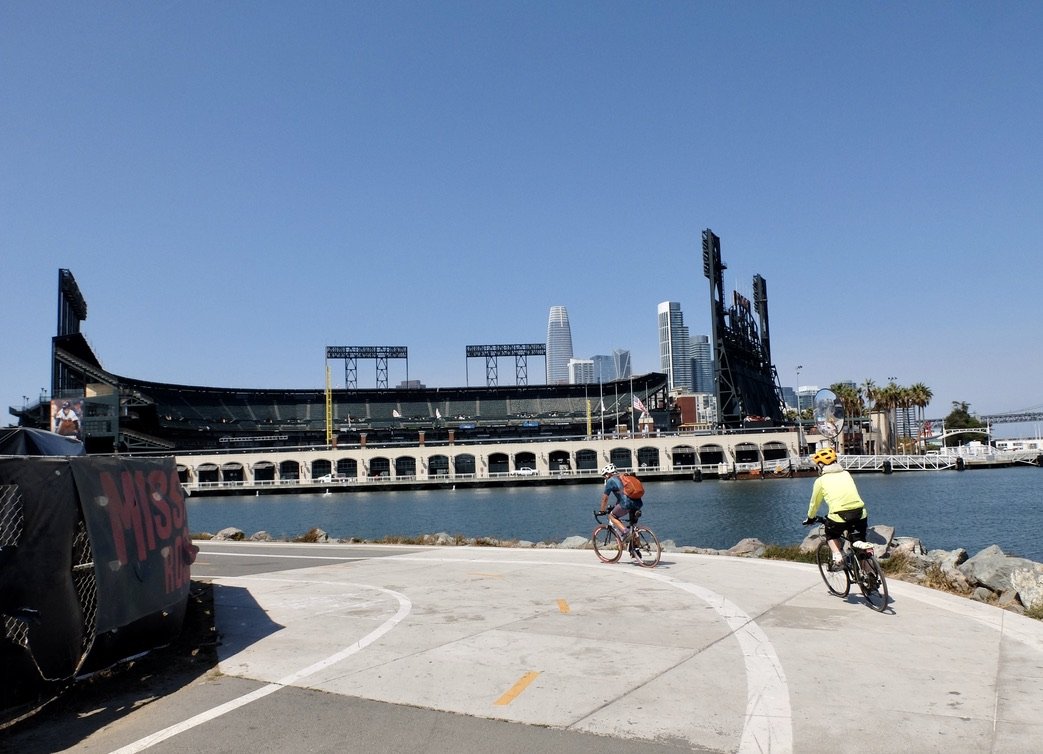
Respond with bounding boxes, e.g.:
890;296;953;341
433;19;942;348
877;381;901;454
898;385;916;453
829;383;863;454
860;379;880;453
909;382;933;452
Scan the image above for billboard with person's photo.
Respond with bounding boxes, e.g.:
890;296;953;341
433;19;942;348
50;399;83;441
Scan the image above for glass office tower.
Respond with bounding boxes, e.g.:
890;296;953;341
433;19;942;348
545;305;574;385
690;334;713;393
658;301;692;392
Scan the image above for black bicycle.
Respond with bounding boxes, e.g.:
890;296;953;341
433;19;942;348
592;510;661;567
807;516;888;611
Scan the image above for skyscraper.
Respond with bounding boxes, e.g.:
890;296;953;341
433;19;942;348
690;334;713;393
545;305;574;385
568;358;595;384
591;354;615;383
658;301;692;392
591;349;630;383
613;348;631;379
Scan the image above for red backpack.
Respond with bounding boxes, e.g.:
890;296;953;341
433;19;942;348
619;473;645;500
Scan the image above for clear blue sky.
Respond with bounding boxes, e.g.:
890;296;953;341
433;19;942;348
3;2;1041;433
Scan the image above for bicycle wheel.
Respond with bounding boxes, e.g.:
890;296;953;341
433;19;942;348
856;553;889;611
592;525;623;563
631;526;662;568
816;541;850;596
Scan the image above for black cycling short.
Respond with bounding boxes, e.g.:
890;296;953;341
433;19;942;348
822;507;867;542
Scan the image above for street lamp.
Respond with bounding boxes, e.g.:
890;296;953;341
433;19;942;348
795;365;804;454
887;376;898;454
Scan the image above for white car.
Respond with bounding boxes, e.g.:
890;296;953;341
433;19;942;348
511;467;538;476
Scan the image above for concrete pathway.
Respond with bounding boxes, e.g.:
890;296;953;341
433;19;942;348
60;543;1043;752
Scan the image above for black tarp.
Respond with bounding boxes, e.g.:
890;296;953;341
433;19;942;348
0;427;85;457
0;451;196;717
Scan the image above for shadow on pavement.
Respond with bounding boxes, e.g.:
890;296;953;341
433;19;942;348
0;580;220;752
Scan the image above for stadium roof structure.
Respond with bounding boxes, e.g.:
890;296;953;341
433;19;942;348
43;332;670;453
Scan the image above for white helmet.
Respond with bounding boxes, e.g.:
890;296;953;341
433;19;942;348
600;463;617;476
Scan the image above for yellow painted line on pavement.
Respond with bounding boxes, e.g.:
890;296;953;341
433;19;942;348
557;599;570;614
494;671;541;706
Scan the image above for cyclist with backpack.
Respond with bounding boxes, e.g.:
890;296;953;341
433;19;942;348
598;464;645;561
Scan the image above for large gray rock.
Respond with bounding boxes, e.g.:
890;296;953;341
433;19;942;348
560;535;590;549
959;545;1038;592
213;527;245;541
970;586;994;603
1010;565;1043;610
865;525;894;558
799;523;893;558
891;536;925;557
927;548;971;592
727;538;766;557
799;526;826;554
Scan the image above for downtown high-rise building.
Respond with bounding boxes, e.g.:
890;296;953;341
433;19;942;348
568;358;595;384
591;349;631;383
658;301;692;392
591;354;615;383
613;348;631;379
545;305;574;385
690;334;713;393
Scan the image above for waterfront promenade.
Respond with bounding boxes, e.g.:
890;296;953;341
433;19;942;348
15;541;1043;753
176;425;1042;496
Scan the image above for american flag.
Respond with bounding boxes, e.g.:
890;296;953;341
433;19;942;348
632;395;648;415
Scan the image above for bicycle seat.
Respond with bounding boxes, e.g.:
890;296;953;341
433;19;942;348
852;541;874;551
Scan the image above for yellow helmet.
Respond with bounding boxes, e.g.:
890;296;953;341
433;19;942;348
811;447;838;466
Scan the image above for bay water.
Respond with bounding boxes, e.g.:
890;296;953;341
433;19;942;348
187;466;1043;562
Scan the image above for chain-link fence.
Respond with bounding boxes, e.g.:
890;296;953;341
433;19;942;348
1;485;97;681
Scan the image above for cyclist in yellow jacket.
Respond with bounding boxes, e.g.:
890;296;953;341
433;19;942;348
802;447;868;571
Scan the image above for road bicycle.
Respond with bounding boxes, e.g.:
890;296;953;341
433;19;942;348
592;510;661;567
807;516;888;612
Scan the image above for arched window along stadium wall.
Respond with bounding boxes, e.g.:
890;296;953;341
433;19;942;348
395;457;417;478
512;451;536;470
733;443;760;463
454;454;476;475
548;450;571;471
254;461;275;481
429;454;450;476
370;457;391;478
697;444;725;465
671;445;696;469
636;447;660;469
575;449;598;471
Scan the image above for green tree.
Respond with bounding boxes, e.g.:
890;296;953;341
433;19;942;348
943;401;986;447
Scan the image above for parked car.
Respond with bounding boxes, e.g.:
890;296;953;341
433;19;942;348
510;467;538;476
